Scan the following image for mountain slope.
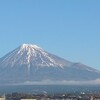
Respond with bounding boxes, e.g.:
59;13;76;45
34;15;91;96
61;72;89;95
0;44;100;84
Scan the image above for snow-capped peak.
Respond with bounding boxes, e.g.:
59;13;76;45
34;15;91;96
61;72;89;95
20;43;42;50
0;43;65;69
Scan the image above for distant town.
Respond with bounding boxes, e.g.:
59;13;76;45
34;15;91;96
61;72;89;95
1;92;100;100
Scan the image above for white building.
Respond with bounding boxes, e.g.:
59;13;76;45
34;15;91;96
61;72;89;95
21;99;36;100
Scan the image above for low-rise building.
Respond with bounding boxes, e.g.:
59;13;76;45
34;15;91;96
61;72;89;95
21;99;36;100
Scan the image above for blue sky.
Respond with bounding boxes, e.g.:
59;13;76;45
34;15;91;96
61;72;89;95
0;0;100;69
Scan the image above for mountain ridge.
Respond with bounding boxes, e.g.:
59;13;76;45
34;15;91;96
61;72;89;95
0;43;100;85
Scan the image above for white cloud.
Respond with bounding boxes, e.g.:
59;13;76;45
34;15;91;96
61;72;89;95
10;79;100;85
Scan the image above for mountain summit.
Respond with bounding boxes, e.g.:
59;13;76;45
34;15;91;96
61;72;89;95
0;43;70;69
0;43;100;85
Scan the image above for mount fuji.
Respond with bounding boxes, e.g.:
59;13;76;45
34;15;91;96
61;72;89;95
0;43;100;85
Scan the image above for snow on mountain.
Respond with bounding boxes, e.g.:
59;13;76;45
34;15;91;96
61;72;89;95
0;44;67;68
0;43;100;85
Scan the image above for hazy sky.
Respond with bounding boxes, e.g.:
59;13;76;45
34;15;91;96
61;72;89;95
0;0;100;70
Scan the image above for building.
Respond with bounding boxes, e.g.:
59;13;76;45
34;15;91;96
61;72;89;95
21;99;36;100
